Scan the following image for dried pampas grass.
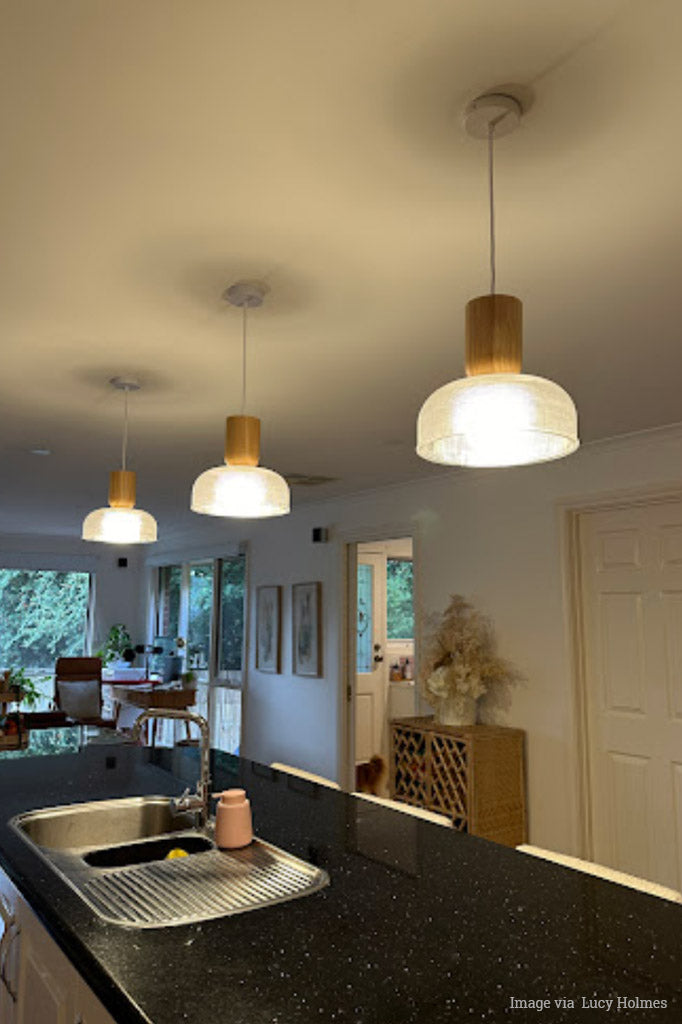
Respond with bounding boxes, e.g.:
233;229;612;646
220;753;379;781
419;595;520;708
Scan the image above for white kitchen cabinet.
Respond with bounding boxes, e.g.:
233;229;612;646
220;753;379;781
0;867;21;1023
18;899;77;1024
0;867;116;1024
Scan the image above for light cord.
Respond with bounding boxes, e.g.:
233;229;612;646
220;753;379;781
121;386;129;470
241;304;247;415
488;122;496;295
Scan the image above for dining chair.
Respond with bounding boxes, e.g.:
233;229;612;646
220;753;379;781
54;657;115;729
270;762;340;790
516;844;681;902
353;791;453;827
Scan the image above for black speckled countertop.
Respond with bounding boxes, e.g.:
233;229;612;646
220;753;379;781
0;742;680;1023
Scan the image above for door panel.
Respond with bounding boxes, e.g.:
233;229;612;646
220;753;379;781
607;751;652;878
598;592;646;712
661;591;682;718
580;501;682;888
18;902;75;1024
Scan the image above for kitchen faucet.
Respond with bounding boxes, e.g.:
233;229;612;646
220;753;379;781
130;708;211;828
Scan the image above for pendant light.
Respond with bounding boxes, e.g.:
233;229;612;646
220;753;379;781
191;280;290;519
82;378;158;543
416;93;579;468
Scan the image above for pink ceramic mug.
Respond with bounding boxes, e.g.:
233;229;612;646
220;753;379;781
215;788;253;849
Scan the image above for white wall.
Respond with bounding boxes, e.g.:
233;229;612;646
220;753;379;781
0;534;147;647
148;423;682;857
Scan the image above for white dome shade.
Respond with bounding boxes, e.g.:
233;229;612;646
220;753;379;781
191;464;290;518
82;506;158;543
416;373;579;468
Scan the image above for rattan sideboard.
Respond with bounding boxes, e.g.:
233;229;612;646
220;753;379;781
389;717;527;847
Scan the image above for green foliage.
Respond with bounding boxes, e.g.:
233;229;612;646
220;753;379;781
96;623;133;665
0;569;90;668
220;558;245;671
187;565;213;669
3;667;43;709
386;559;414;639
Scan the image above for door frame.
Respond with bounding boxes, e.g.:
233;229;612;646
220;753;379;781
340;522;417;792
562;483;682;860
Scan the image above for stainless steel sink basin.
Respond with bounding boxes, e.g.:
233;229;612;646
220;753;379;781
11;796;329;929
15;796;197;851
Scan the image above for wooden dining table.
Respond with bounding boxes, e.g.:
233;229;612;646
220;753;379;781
110;683;197;745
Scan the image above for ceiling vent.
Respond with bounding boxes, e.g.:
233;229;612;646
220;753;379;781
284;473;338;487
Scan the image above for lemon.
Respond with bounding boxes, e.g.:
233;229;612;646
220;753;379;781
165;848;189;860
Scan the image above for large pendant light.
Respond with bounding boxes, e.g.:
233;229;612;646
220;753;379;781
82;378;158;543
416;93;579;468
191;280;290;519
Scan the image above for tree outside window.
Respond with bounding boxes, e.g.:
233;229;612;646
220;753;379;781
0;569;91;708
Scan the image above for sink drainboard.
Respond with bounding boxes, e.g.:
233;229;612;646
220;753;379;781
79;839;329;928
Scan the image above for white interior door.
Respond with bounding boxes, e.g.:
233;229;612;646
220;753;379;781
355;551;387;765
579;500;682;888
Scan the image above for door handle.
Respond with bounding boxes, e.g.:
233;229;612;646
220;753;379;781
373;655;384;663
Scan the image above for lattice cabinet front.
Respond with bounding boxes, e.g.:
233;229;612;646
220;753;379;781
390;718;526;847
392;725;429;808
430;732;468;829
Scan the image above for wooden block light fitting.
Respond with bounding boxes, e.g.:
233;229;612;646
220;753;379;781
225;415;261;467
465;294;522;376
108;469;137;509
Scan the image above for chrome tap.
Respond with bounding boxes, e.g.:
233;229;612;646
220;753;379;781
130;708;211;828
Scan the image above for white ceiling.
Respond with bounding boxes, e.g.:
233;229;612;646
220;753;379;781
1;0;681;539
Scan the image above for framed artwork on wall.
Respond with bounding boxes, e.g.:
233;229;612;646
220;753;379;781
256;585;281;673
292;581;322;677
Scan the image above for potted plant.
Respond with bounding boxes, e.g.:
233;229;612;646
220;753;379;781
419;595;520;726
4;668;42;710
96;624;134;669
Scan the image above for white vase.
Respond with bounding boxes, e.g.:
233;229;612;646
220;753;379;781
436;692;477;727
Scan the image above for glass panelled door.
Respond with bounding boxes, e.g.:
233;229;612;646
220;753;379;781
354;551;387;765
154;556;246;754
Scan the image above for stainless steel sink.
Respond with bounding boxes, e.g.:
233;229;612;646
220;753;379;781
11;796;329;929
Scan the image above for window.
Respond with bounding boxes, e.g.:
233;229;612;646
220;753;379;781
386;558;414;639
0;569;91;709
